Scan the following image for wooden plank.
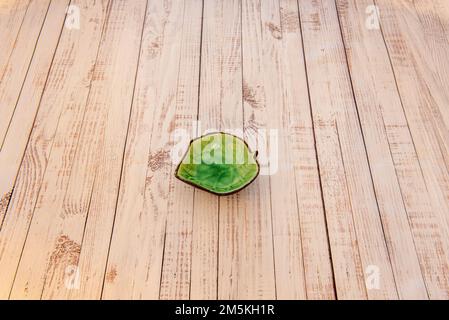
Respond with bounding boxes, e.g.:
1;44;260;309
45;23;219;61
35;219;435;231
1;0;447;301
214;1;276;299
0;0;51;227
375;0;449;265
413;0;449;94
7;0;111;300
434;0;449;38
278;0;335;299
43;0;147;299
103;0;202;300
102;0;185;299
189;0;225;300
411;0;449;173
0;0;50;149
298;0;398;299
337;0;449;299
158;0;203;300
0;0;69;298
261;0;308;300
0;0;29;81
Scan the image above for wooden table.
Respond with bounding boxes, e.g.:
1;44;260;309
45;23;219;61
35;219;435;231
0;0;448;299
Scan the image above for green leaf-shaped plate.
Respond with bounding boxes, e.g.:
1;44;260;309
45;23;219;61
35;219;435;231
175;132;260;195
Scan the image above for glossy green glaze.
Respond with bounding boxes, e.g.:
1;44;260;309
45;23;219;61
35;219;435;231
175;133;259;195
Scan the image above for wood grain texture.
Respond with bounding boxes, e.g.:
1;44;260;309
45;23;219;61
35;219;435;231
55;0;147;300
102;0;184;299
159;0;202;300
189;0;226;300
0;0;50;148
411;0;449;178
0;0;69;298
0;0;64;228
103;0;202;300
375;0;449;260
257;0;308;300
0;0;448;300
434;0;449;38
224;0;276;300
298;0;399;299
279;0;335;299
0;0;30;83
7;0;111;299
337;0;449;299
0;0;35;227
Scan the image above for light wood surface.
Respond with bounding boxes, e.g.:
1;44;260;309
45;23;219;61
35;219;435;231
0;0;448;300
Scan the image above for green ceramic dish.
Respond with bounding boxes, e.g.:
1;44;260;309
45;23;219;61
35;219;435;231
175;132;260;195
